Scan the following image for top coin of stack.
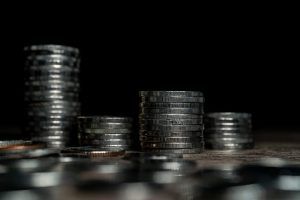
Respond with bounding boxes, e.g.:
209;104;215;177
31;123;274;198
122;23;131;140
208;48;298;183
77;116;133;150
139;91;205;154
24;44;81;149
204;112;254;150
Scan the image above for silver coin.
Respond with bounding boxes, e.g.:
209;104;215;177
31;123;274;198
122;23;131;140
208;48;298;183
25;90;79;96
32;136;69;141
26;106;80;113
143;148;204;154
25;75;79;82
140;136;203;143
140;118;203;125
141;142;205;149
204;132;253;138
93;144;130;149
139;113;203;119
78;122;132;129
140;102;203;108
205;112;251;119
140;107;203;114
24;44;80;57
79;133;131;140
81;139;130;146
139;91;203;97
26;54;79;65
26;64;80;72
204;137;254;143
77;116;133;123
25;80;80;87
141;96;205;103
140;130;203;137
204;118;251;124
26;115;77;120
205;127;251;131
83;128;132;134
204;121;252;127
25;94;79;102
27;111;79;117
28;100;80;107
205;142;254;150
140;124;204;132
25;121;77;129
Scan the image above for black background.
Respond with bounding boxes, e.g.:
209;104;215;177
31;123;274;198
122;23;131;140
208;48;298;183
0;5;299;136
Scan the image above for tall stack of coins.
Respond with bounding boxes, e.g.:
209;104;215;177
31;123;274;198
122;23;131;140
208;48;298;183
204;112;254;150
139;91;205;154
24;44;81;149
78;116;133;150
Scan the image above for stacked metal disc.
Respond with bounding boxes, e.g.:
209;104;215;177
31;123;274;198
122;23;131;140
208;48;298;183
77;116;133;150
24;44;80;149
204;112;254;150
139;91;205;154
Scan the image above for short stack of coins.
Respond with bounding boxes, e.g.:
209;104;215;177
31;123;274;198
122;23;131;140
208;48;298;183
77;116;133;150
24;44;81;149
204;112;254;150
139;91;205;154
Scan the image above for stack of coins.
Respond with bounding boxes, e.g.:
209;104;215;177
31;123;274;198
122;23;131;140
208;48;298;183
24;44;81;149
139;91;205;154
77;116;133;150
204;112;254;150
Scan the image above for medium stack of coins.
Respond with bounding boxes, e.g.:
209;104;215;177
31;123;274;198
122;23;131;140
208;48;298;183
78;116;133;150
204;112;254;150
139;91;205;154
24;44;81;149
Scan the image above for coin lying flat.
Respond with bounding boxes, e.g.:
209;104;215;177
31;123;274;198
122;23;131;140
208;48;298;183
139;91;204;97
141;96;205;103
140;131;204;137
143;147;204;154
140;124;204;132
140;107;203;114
24;44;80;57
140;136;203;143
205;142;254;150
139;113;203;119
83;128;132;134
140;102;203;108
140;118;203;125
141;142;204;149
61;147;125;157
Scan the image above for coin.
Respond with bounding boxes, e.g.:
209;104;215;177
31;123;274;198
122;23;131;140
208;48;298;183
139;113;202;119
140;118;203;125
61;147;125;157
140;124;204;132
81;139;130;146
143;148;204;154
78;116;133;123
205;142;254;150
205;137;254;143
24;44;80;57
78;122;132;129
83;128;132;134
141;142;205;149
139;136;203;143
25;54;78;66
140;102;202;108
141;96;205;103
205;112;251;119
140;107;203;114
140;130;203;137
0;140;32;148
79;133;131;140
139;91;203;97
